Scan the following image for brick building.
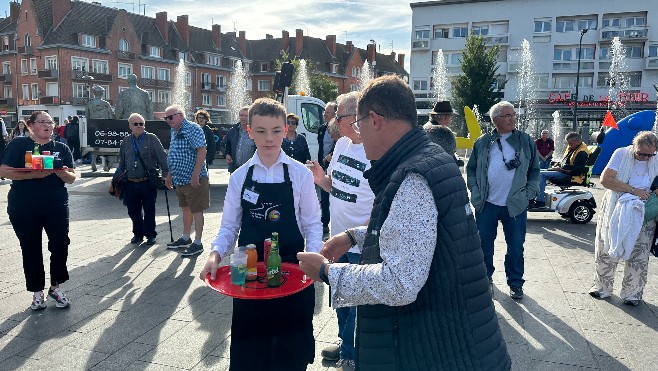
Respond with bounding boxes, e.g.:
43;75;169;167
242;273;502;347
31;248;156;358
0;0;407;127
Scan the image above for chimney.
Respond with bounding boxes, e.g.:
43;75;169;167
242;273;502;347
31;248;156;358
266;34;273;39
367;43;375;63
212;24;222;50
346;40;353;53
397;53;405;69
239;31;246;56
176;15;189;47
325;35;336;56
281;30;289;52
295;28;303;56
52;0;72;29
155;12;168;43
10;1;20;22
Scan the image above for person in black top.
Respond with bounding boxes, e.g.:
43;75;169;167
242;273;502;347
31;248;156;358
195;109;217;166
0;111;76;311
282;113;311;164
65;115;81;162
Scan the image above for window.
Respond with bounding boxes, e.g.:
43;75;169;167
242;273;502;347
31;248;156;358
71;57;88;72
260;62;269;72
556;20;575;33
352;67;361;77
412;80;428;91
205;54;221;66
217;94;225;106
29;58;36;74
349;84;358;91
243;62;250;72
576;47;595;60
534;20;552;33
415;29;430;39
2;61;10;74
72;83;86;98
628;72;642;87
44;56;57;70
434;27;449;39
158;91;170;104
141;65;155;79
554;48;573;61
20;59;27;75
21;84;28;100
649;45;658;58
258;80;271;91
552;75;576;89
92;60;108;74
599;47;609;59
330;64;338;74
118;63;132;79
534;74;549;89
146;90;154;101
45;82;58;97
201;73;212;89
626;17;645;28
149;46;161;58
185;72;191;86
179;51;188;62
578;19;597;30
449;53;462;65
2;36;9;51
216;75;225;88
602;18;620;28
624;46;643;58
118;39;129;51
158;68;170;81
471;25;489;36
24;33;31;46
81;34;96;47
452;27;467;38
31;83;38;99
4;85;12;98
202;93;211;105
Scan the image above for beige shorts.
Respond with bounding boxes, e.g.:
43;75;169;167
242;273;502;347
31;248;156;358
175;177;210;213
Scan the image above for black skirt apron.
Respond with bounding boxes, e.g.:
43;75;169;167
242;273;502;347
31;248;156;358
230;164;315;371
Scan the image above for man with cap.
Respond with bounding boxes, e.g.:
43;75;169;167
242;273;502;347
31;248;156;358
426;100;454;126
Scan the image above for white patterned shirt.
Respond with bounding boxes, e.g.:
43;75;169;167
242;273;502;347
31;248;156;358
328;173;438;307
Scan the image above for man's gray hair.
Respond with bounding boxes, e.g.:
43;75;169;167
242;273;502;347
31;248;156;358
165;104;185;116
325;101;337;112
489;101;515;119
128;112;145;123
336;92;359;115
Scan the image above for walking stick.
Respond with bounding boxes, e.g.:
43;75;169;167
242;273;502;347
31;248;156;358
164;188;174;242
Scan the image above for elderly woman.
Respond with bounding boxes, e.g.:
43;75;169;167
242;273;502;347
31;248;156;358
590;131;658;306
282;113;311;163
0;111;77;310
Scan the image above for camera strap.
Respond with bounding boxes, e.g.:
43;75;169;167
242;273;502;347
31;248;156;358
496;138;518;167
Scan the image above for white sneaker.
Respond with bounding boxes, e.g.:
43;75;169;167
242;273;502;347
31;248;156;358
48;287;70;308
30;291;47;311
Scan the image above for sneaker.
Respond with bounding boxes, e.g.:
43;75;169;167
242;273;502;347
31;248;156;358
145;237;156;246
47;287;70;308
623;299;640;306
509;285;524;300
336;358;355;370
30;291;47;311
589;289;611;299
130;235;143;244
321;342;341;361
181;242;203;257
167;237;192;249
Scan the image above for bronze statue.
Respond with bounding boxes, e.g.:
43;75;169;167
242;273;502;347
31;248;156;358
115;74;153;120
85;85;115;119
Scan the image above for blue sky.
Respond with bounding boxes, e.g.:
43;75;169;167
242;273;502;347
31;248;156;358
0;0;414;68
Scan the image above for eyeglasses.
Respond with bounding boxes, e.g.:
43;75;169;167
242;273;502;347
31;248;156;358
635;152;656;159
287;121;298;125
35;120;54;126
496;113;517;119
335;113;354;122
132;122;145;127
164;113;181;121
350;115;369;133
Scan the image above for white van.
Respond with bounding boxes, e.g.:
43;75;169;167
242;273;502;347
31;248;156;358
285;94;327;161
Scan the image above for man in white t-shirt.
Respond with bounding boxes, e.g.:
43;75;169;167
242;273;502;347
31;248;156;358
309;91;374;369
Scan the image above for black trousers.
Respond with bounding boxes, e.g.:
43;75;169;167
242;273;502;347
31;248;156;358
122;181;158;238
320;188;330;229
8;200;70;292
68;138;81;160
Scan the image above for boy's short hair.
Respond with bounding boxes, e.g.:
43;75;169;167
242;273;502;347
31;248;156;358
248;98;286;125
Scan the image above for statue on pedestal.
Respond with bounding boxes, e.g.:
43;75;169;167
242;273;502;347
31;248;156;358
115;74;153;120
85;85;115;119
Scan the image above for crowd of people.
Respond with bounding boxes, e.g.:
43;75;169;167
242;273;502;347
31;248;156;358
3;74;658;371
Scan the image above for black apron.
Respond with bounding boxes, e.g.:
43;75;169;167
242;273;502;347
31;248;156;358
230;164;315;371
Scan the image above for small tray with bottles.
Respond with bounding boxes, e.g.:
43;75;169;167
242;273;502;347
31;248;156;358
205;262;313;300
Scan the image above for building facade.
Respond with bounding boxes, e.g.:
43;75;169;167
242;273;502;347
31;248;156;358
410;0;657;134
0;0;407;127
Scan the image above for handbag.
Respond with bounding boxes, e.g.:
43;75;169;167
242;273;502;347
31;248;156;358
109;167;127;198
644;192;658;223
136;150;165;190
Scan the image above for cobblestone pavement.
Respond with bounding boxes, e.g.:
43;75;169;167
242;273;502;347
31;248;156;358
0;164;657;370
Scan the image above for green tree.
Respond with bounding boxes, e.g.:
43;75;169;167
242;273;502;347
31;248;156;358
452;35;505;121
273;52;338;103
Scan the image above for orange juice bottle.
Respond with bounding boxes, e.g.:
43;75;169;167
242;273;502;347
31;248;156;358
25;151;32;168
245;244;258;281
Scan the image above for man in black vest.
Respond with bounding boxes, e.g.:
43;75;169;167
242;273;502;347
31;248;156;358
298;76;511;371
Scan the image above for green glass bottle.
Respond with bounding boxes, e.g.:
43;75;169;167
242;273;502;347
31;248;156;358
33;143;40;156
267;232;281;287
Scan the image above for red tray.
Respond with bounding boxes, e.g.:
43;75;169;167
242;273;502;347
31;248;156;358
5;167;69;172
205;262;313;300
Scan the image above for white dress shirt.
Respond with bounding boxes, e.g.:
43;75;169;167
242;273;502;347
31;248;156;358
210;150;323;259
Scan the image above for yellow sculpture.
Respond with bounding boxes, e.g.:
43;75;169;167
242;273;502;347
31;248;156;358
455;106;482;150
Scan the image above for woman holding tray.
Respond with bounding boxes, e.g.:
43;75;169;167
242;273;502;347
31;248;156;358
0;111;76;311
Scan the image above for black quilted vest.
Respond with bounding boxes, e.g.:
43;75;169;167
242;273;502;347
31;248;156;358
356;128;511;371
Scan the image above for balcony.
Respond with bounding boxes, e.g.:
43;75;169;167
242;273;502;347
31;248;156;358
152;102;168;112
0;97;14;105
117;50;135;60
72;97;89;105
17;45;33;55
411;39;430;50
507;62;521;73
201;82;216;91
71;69;112;82
38;69;59;79
0;73;11;82
482;34;510;46
600;27;648;41
217;84;226;92
140;78;173;88
647;57;658;69
39;96;60;105
552;60;595;71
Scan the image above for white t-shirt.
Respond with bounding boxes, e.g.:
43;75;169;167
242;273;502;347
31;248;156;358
486;132;517;206
606;148;651;190
328;136;375;253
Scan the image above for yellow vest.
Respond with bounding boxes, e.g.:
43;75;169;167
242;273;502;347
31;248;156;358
563;142;590;184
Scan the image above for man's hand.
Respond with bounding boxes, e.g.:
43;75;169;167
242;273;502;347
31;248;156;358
164;173;173;189
321;232;353;262
191;171;200;187
306;160;326;185
297;252;329;282
225;154;233;164
199;252;222;281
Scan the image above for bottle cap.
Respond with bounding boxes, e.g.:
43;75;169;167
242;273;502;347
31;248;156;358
246;244;256;249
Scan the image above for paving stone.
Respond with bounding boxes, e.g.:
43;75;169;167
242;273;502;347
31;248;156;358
91;342;155;371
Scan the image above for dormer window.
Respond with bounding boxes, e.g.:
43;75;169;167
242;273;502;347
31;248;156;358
81;34;96;48
24;33;31;47
118;39;129;51
260;62;269;72
149;46;161;58
205;54;221;66
331;63;338;74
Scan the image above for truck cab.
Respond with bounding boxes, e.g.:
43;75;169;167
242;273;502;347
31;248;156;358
284;94;326;161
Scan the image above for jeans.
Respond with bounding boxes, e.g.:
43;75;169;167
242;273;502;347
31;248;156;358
539;156;552;169
475;202;526;287
122;181;158;238
336;252;360;361
537;170;570;202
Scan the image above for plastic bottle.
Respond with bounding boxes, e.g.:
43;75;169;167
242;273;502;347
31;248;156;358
267;232;281;287
245;244;258;281
25;151;32;168
230;246;247;285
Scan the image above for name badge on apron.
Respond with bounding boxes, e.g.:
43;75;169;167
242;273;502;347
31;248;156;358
243;189;259;204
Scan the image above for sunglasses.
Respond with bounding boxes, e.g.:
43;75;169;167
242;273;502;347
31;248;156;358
635;152;656;158
164;113;181;121
132;122;145;127
287;121;298;125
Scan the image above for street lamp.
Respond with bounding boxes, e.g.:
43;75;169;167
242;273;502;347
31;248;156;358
573;28;589;131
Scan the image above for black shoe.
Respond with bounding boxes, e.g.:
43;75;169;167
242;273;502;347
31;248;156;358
509;285;524;300
623;299;640;306
145;237;156;246
130;235;143;244
167;237;192;249
181;242;203;257
321;342;341;361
